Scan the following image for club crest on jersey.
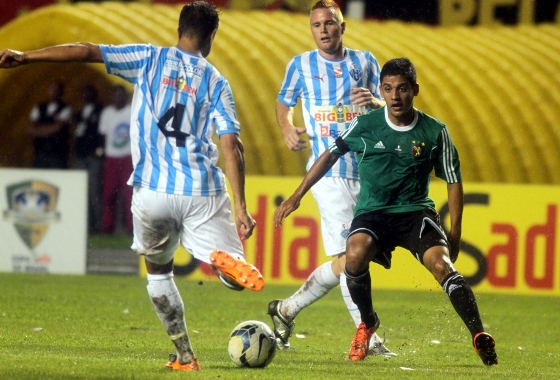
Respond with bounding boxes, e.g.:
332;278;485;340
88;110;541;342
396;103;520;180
411;140;426;159
340;224;349;239
349;67;363;82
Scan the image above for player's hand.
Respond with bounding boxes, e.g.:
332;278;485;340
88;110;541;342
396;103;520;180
0;49;25;68
350;88;382;109
273;195;301;227
236;209;256;240
448;233;460;263
282;126;307;151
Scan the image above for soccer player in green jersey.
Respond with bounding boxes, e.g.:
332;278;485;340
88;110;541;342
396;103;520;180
273;57;498;366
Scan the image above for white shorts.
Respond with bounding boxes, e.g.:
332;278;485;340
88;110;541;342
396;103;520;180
310;177;359;256
131;186;244;265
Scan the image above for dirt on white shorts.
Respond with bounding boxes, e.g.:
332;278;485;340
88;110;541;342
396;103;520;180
310;176;359;256
131;186;244;265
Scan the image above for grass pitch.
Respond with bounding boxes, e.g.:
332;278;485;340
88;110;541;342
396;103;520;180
1;272;559;379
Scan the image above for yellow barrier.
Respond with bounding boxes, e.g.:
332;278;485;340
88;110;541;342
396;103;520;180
2;4;560;184
140;176;560;296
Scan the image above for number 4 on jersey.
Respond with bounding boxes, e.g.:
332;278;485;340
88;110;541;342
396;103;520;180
157;103;190;147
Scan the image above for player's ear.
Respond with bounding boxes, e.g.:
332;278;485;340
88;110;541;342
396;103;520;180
341;21;346;34
413;83;419;96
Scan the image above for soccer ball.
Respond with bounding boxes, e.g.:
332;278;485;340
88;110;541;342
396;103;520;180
227;320;277;368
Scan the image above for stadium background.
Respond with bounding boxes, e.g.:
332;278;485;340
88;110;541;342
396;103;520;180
0;0;559;295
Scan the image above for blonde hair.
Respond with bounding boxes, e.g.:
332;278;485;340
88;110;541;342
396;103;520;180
311;0;344;23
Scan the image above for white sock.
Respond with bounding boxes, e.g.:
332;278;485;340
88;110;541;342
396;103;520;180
281;261;339;321
340;273;383;345
340;273;362;327
147;273;195;363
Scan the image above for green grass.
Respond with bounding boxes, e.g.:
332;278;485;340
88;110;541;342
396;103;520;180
87;233;133;249
1;273;559;379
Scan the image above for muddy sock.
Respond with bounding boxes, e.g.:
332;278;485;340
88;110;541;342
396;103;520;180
281;261;339;322
147;272;195;363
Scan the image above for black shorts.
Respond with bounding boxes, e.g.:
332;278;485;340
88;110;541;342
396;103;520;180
348;208;449;269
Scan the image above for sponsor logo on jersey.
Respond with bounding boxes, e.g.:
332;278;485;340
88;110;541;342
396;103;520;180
333;67;343;78
165;59;204;79
411;140;425;158
374;141;385;149
181;64;204;78
320;125;340;138
164;58;181;69
313;74;325;82
311;103;363;124
162;76;198;95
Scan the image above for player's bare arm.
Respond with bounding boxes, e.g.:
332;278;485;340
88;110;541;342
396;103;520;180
276;100;307;151
219;133;256;240
0;43;103;68
274;149;339;226
446;181;464;263
350;88;385;109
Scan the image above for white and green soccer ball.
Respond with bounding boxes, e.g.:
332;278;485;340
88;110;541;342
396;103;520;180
227;320;277;368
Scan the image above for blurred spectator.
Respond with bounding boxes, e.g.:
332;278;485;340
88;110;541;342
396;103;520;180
99;85;133;235
28;81;72;169
73;84;105;234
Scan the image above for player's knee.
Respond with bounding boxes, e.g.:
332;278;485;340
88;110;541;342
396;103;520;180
331;254;347;277
424;250;454;284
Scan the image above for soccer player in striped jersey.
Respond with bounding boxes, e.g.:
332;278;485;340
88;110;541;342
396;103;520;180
268;0;395;356
0;1;264;372
274;57;498;366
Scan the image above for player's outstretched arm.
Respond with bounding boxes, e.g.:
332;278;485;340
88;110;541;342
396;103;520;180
274;149;339;226
0;42;103;69
276;100;307;151
446;181;464;263
220;133;256;240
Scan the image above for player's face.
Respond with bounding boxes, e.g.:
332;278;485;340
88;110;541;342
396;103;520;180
381;75;419;126
310;8;345;59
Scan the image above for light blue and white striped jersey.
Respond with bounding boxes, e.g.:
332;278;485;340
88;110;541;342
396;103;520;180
99;44;240;196
278;48;381;179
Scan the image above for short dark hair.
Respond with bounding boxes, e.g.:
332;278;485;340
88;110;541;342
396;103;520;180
178;1;220;40
380;58;417;85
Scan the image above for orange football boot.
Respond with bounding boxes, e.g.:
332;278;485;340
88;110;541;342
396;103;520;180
348;321;379;362
210;250;264;291
164;354;201;371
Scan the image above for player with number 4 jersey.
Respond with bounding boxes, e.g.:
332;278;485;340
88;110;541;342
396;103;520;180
100;43;237;196
0;1;264;371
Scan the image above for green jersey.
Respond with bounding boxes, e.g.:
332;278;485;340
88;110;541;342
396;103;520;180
329;107;461;217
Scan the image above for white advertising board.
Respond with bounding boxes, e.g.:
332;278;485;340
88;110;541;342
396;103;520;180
0;168;87;274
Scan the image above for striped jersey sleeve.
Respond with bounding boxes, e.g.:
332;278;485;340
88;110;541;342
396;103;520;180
433;127;462;183
99;44;240;196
